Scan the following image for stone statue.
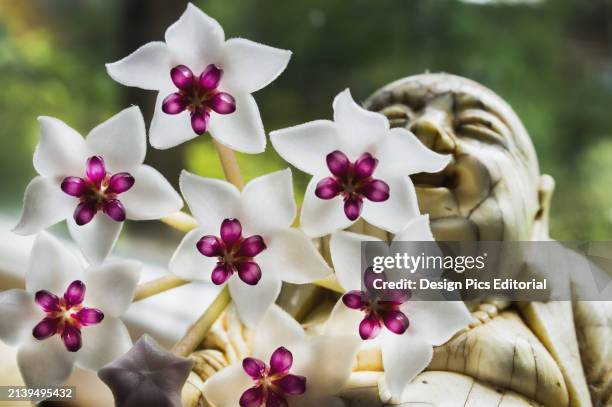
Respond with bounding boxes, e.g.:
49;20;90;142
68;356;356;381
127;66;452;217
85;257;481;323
181;74;611;407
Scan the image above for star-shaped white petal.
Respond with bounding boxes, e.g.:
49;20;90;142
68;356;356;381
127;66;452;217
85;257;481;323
0;233;140;401
325;216;473;401
13;106;183;263
271;89;450;237
169;169;331;327
106;3;291;153
203;305;359;407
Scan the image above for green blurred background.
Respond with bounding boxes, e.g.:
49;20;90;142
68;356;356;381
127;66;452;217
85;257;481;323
1;0;612;240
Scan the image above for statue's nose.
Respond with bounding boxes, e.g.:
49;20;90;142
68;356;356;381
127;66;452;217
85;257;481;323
408;94;456;154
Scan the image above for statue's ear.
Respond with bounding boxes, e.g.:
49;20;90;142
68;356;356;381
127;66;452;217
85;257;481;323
531;174;555;240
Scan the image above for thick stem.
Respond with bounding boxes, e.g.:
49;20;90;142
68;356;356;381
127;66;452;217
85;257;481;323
133;275;189;302
171;285;231;356
213;139;244;189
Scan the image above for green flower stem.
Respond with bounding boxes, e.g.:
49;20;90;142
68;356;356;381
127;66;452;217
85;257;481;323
133;275;189;302
171;285;231;357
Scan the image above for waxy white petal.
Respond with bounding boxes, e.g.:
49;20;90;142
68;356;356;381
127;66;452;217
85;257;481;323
380;331;433;401
0;290;41;346
34;116;87;179
229;272;281;328
86;106;147;173
207;92;266;154
361;175;420;233
13;177;74;235
17;337;76;390
106;42;173;90
202;363;251;407
332;89;388;156
149;91;198;150
179;170;240;228
26;232;83;294
258;228;330;284
403;301;473;346
169;228;219;282
221;38;291;94
300;177;354;237
293;335;359;397
392;214;435;242
121;165;183;220
330;231;383;292
164;3;224;72
252;305;305;360
325;298;364;337
270;120;341;176
76;317;132;371
68;215;123;265
377;127;450;175
240;169;296;232
85;260;141;318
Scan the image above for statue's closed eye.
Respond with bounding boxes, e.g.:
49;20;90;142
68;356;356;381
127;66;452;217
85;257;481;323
455;109;510;149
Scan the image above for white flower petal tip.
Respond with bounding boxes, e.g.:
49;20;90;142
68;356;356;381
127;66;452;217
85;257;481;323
107;3;289;153
221;38;292;94
105;42;172;90
7;234;137;397
12;177;74;235
394;214;435;241
203;305;358;407
170;170;326;326
16;108;180;263
271;89;446;236
98;334;192;407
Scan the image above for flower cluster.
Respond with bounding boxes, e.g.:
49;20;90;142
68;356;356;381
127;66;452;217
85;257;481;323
1;2;473;406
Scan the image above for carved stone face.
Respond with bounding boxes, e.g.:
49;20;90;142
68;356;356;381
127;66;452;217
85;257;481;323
365;73;543;241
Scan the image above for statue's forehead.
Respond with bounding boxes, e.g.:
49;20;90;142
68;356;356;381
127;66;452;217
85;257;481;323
365;73;540;176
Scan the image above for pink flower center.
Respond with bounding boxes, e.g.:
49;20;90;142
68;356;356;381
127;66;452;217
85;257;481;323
197;218;267;286
162;64;236;135
32;280;104;352
315;150;390;221
61;156;135;226
240;346;306;407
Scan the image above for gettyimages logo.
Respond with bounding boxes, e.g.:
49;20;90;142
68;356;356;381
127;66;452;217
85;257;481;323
361;241;612;301
372;251;487;274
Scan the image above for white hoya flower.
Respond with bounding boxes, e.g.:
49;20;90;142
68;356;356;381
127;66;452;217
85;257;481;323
13;106;183;264
0;233;140;401
169;169;331;326
106;2;291;153
203;305;360;407
326;215;473;401
270;89;450;237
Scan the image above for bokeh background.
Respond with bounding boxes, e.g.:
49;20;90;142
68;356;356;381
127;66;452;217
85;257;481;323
0;0;612;405
1;0;612;241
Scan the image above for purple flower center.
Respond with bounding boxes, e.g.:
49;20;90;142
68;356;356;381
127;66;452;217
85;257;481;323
61;156;135;226
315;150;390;221
32;280;104;352
342;290;410;340
240;346;306;407
162;64;236;135
197;218;267;286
